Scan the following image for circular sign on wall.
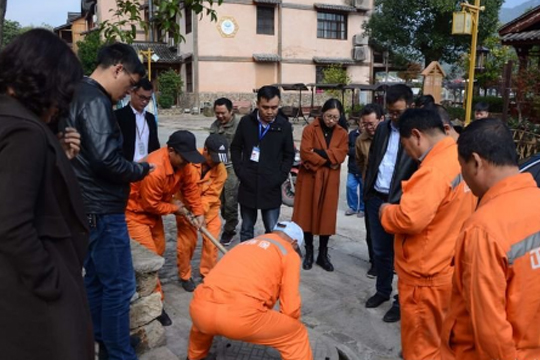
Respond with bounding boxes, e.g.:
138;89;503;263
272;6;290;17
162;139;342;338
217;16;239;38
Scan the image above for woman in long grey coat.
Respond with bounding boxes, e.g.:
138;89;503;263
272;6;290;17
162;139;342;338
0;29;94;360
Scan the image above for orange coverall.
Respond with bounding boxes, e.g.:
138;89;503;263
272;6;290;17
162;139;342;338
380;137;477;360
441;173;540;360
176;156;227;280
187;233;312;360
126;147;203;296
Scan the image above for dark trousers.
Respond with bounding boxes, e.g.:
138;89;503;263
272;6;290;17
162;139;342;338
366;196;396;300
84;214;137;360
239;205;280;242
364;207;374;263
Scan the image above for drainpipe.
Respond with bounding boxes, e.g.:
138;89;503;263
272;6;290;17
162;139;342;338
148;0;154;41
193;11;200;110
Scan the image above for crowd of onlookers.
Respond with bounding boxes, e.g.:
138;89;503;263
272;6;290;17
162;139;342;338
1;29;539;360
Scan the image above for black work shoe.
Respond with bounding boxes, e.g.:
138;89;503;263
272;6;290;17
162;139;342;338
365;293;390;308
99;335;141;360
156;309;173;326
181;278;196;292
220;231;235;246
366;263;377;279
383;304;401;323
303;246;314;270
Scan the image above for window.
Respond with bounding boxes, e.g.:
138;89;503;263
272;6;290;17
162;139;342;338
186;62;193;93
257;6;275;35
185;6;193;34
317;11;347;40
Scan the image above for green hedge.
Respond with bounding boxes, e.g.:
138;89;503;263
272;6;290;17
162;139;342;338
446;106;466;121
158;94;174;109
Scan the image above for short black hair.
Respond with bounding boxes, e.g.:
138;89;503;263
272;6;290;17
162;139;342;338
415;94;435;108
424;103;451;126
134;78;153;91
386;84;413;106
398;108;446;138
257;85;281;102
97;43;145;77
457;118;518;166
474;102;490;112
360;103;384;119
0;28;83;119
214;97;233;112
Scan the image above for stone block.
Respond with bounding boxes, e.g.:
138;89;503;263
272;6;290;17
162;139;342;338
130;292;163;329
132;320;166;352
131;239;165;274
136;271;159;297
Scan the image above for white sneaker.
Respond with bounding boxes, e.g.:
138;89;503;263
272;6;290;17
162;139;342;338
345;208;356;216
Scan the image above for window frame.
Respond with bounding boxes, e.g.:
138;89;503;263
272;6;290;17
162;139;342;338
256;5;275;36
317;11;347;40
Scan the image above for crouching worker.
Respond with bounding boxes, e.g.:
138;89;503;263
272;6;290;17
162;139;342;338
187;221;313;360
125;130;205;326
176;134;229;292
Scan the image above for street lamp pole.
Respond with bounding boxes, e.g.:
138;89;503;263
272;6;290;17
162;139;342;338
139;48;154;80
462;0;484;125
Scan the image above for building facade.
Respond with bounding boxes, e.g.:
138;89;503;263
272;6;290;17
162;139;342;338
178;0;373;107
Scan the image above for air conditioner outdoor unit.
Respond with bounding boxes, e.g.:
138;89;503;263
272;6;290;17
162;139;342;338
352;46;367;62
352;0;367;9
353;34;368;46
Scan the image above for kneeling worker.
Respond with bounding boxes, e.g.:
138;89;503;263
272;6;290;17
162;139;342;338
187;221;313;360
176;134;229;292
126;130;205;325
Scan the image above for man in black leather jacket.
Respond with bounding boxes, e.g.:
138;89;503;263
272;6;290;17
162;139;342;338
363;84;417;324
62;43;151;360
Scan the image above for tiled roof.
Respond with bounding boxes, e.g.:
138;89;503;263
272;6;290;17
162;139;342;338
501;30;540;43
130;42;182;63
313;57;356;65
253;53;281;62
253;0;282;4
314;3;358;12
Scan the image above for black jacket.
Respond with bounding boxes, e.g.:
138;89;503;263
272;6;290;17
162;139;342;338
61;77;150;214
231;110;295;209
364;119;417;204
347;129;361;175
115;104;160;162
0;95;93;360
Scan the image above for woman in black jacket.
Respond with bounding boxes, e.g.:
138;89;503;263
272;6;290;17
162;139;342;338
0;29;94;360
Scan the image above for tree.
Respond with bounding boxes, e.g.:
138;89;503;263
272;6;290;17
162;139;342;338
100;0;223;44
363;0;504;65
1;19;22;47
0;0;6;48
322;65;350;101
77;31;106;75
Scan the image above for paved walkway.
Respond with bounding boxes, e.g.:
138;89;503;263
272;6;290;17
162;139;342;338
140;113;401;360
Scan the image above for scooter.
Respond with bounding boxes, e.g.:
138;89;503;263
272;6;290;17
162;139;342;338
281;147;301;207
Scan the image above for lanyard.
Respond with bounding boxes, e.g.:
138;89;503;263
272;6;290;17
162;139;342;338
258;122;270;142
135;113;146;140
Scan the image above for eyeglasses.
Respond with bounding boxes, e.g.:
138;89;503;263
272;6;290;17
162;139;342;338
387;109;406;118
136;92;152;102
362;121;378;128
323;114;340;121
124;70;139;90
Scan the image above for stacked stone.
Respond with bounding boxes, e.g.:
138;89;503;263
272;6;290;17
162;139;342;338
129;239;167;354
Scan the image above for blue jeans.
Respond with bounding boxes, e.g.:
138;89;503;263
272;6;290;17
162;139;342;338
346;173;364;212
366;196;395;300
84;214;137;360
239;205;280;242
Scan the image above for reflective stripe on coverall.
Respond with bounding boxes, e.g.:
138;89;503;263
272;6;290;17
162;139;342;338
441;173;540;360
177;155;227;280
381;137;477;360
187;234;312;360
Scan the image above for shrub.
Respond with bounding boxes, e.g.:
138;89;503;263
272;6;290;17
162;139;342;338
157;69;183;108
472;96;504;113
446;106;466;121
158;94;174;109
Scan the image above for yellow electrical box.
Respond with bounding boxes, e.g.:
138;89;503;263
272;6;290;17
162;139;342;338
452;11;473;35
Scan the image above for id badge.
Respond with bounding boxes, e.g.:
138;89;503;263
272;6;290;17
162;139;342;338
250;146;260;162
138;142;146;156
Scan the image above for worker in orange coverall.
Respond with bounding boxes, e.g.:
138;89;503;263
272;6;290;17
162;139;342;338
176;134;229;293
125;130;205;326
187;221;312;360
379;109;477;360
441;118;540;360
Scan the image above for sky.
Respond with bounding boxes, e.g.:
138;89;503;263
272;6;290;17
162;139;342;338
4;0;534;28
